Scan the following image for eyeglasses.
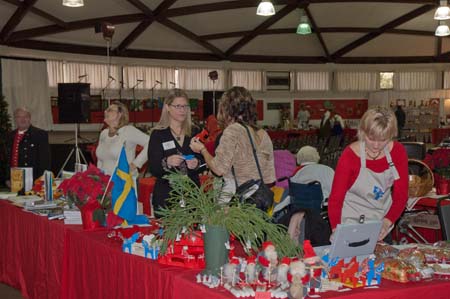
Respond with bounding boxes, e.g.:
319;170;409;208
170;104;190;111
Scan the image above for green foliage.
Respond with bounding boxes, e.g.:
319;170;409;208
0;95;12;186
158;172;302;257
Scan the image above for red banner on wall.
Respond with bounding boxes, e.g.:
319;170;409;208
293;99;368;120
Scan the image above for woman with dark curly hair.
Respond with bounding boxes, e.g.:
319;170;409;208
190;86;276;202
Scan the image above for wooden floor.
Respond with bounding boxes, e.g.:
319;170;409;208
0;283;24;299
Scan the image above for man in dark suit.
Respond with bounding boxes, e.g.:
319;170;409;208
6;107;50;186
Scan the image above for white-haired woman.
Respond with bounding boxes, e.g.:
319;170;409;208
148;89;202;214
96;101;149;176
292;146;334;200
328;107;408;241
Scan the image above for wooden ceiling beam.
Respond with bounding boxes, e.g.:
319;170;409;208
331;4;435;59
436;36;442;56
225;3;301;57
0;0;37;42
117;0;178;52
159;18;227;59
2;0;67;28
200;27;434;40
7;39;448;64
165;0;436;17
304;5;331;61
8;13;146;42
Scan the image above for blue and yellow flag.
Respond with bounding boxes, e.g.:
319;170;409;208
111;146;148;225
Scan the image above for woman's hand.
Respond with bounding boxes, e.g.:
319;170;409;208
190;138;205;154
129;162;137;172
167;155;184;168
186;158;199;170
378;218;393;241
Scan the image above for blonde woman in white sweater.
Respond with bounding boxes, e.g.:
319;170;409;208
96;101;149;176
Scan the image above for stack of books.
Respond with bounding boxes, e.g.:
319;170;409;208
63;209;82;225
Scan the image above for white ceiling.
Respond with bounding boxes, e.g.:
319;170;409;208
0;0;447;64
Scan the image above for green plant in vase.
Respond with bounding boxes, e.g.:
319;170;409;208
158;172;301;275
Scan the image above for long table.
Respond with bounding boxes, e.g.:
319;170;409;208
1;201;450;299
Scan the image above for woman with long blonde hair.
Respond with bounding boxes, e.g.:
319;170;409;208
148;89;202;214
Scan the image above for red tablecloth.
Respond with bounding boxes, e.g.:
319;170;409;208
2;201;450;299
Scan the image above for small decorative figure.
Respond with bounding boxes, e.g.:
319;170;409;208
277;257;291;285
245;256;258;284
257;241;279;281
223;259;240;286
142;234;160;259
288;260;306;299
122;232;140;254
302;240;323;294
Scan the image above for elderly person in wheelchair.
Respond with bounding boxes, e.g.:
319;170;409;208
274;146;334;246
292;146;335;202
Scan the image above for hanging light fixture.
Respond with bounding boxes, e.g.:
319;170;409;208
63;0;84;7
296;11;312;35
435;21;450;36
435;0;450;20
256;0;275;16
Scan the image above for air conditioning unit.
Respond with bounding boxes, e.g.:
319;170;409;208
266;71;291;90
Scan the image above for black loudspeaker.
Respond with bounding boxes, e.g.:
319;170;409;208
58;83;91;123
203;91;224;119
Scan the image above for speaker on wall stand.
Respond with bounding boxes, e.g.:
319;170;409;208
58;82;92;143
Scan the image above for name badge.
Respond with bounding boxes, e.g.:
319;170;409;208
162;140;176;151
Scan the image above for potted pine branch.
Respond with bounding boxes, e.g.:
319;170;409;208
158;172;301;275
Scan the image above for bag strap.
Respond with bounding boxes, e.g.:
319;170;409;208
241;123;264;181
231;123;265;187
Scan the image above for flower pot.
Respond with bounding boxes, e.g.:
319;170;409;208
80;200;103;230
436;179;450;195
203;225;229;276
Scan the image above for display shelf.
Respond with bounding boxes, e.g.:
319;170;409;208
403;105;439;143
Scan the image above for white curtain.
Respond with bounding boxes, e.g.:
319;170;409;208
230;70;262;91
64;61;121;90
178;68;225;90
396;71;439;90
123;65;175;91
2;58;52;130
296;71;330;91
335;71;378;91
444;71;450;89
47;60;122;98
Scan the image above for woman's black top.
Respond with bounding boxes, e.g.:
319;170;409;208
147;127;203;214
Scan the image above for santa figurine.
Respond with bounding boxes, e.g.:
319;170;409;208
245;255;258;284
276;257;291;285
223;258;240;286
288;259;306;299
257;241;278;282
302;240;323;294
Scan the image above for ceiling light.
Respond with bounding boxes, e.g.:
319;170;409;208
63;0;84;7
435;21;450;36
256;0;275;16
435;0;450;20
296;15;311;35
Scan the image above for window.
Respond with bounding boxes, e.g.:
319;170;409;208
380;72;394;89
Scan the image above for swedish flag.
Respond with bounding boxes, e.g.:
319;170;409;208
111;146;148;225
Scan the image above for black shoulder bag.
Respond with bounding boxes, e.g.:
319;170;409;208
232;125;274;212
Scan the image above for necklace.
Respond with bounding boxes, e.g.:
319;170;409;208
170;127;183;142
366;149;382;160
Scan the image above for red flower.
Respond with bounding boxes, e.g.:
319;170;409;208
59;164;113;210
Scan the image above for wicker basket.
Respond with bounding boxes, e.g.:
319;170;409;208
408;159;434;198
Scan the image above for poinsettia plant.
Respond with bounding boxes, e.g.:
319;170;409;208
59;164;113;225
